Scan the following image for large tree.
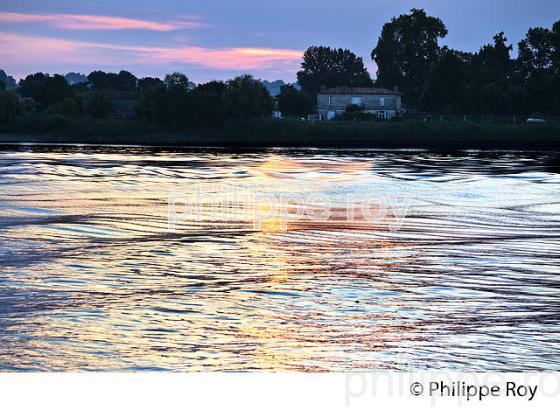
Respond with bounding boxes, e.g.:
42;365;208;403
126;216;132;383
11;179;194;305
136;72;192;128
156;73;191;128
87;70;137;91
518;27;555;78
187;81;229;128
225;75;273;119
138;77;164;91
297;46;372;97
164;72;189;91
372;8;447;108
472;32;514;91
516;21;560;113
419;47;473;114
18;73;72;109
18;73;48;99
465;32;515;114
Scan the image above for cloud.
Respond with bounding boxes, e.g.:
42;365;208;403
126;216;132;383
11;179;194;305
134;46;303;70
0;11;205;31
0;32;303;74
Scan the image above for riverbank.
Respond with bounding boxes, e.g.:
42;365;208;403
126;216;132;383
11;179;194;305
1;117;559;150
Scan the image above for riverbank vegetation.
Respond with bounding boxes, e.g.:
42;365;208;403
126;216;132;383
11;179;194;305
1;118;559;150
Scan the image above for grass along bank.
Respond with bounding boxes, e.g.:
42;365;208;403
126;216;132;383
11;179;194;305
0;116;559;150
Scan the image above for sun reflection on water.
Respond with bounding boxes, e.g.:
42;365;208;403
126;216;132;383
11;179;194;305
1;148;560;371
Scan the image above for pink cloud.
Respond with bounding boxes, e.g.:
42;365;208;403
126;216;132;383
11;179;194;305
0;32;303;74
131;46;303;70
0;12;205;31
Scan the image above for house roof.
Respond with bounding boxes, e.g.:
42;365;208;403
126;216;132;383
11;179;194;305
318;87;401;95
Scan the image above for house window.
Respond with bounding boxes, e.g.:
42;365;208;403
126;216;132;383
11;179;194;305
328;96;333;105
351;97;362;105
379;97;385;106
377;110;387;119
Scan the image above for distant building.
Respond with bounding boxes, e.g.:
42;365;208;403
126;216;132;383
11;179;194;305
260;80;286;97
272;97;282;118
317;87;403;120
64;72;88;85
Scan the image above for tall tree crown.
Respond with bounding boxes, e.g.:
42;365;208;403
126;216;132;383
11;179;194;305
372;8;447;107
297;46;372;96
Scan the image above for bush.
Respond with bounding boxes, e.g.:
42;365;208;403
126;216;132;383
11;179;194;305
0;89;22;123
4;113;68;134
45;95;83;117
278;85;313;117
335;105;378;121
1;114;559;150
86;92;112;119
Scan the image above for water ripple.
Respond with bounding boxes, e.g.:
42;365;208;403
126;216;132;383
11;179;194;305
0;146;559;371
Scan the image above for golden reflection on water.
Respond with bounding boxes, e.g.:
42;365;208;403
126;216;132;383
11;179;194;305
1;148;560;371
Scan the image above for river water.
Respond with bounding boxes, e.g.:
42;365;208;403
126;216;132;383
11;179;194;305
0;146;559;371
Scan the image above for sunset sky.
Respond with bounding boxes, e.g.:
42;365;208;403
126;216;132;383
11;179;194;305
1;0;559;82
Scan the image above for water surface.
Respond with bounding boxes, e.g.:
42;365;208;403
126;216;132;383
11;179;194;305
1;146;559;371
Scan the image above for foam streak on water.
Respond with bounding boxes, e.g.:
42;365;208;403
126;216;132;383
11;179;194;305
0;146;559;371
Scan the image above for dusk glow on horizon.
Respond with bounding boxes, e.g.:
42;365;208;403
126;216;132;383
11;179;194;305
0;0;559;82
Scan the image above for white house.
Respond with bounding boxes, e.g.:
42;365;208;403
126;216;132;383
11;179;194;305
317;87;403;120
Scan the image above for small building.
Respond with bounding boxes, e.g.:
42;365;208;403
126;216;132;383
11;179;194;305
272;97;282;119
317;87;403;120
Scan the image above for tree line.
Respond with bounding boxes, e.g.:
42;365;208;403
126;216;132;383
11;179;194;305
1;8;559;128
0;70;275;129
374;9;560;115
294;9;560;116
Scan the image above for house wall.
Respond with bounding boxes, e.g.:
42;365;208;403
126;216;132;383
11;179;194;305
317;93;402;119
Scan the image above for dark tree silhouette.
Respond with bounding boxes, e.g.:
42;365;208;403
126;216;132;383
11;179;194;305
0;87;21;122
297;46;372;97
372;9;447;108
87;70;137;91
86;92;112;119
516;22;560;113
187;81;228;128
419;47;473;114
278;85;313;117
164;72;189;91
138;77;164;91
19;73;72;108
475;32;514;88
225;75;273;119
0;69;17;90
